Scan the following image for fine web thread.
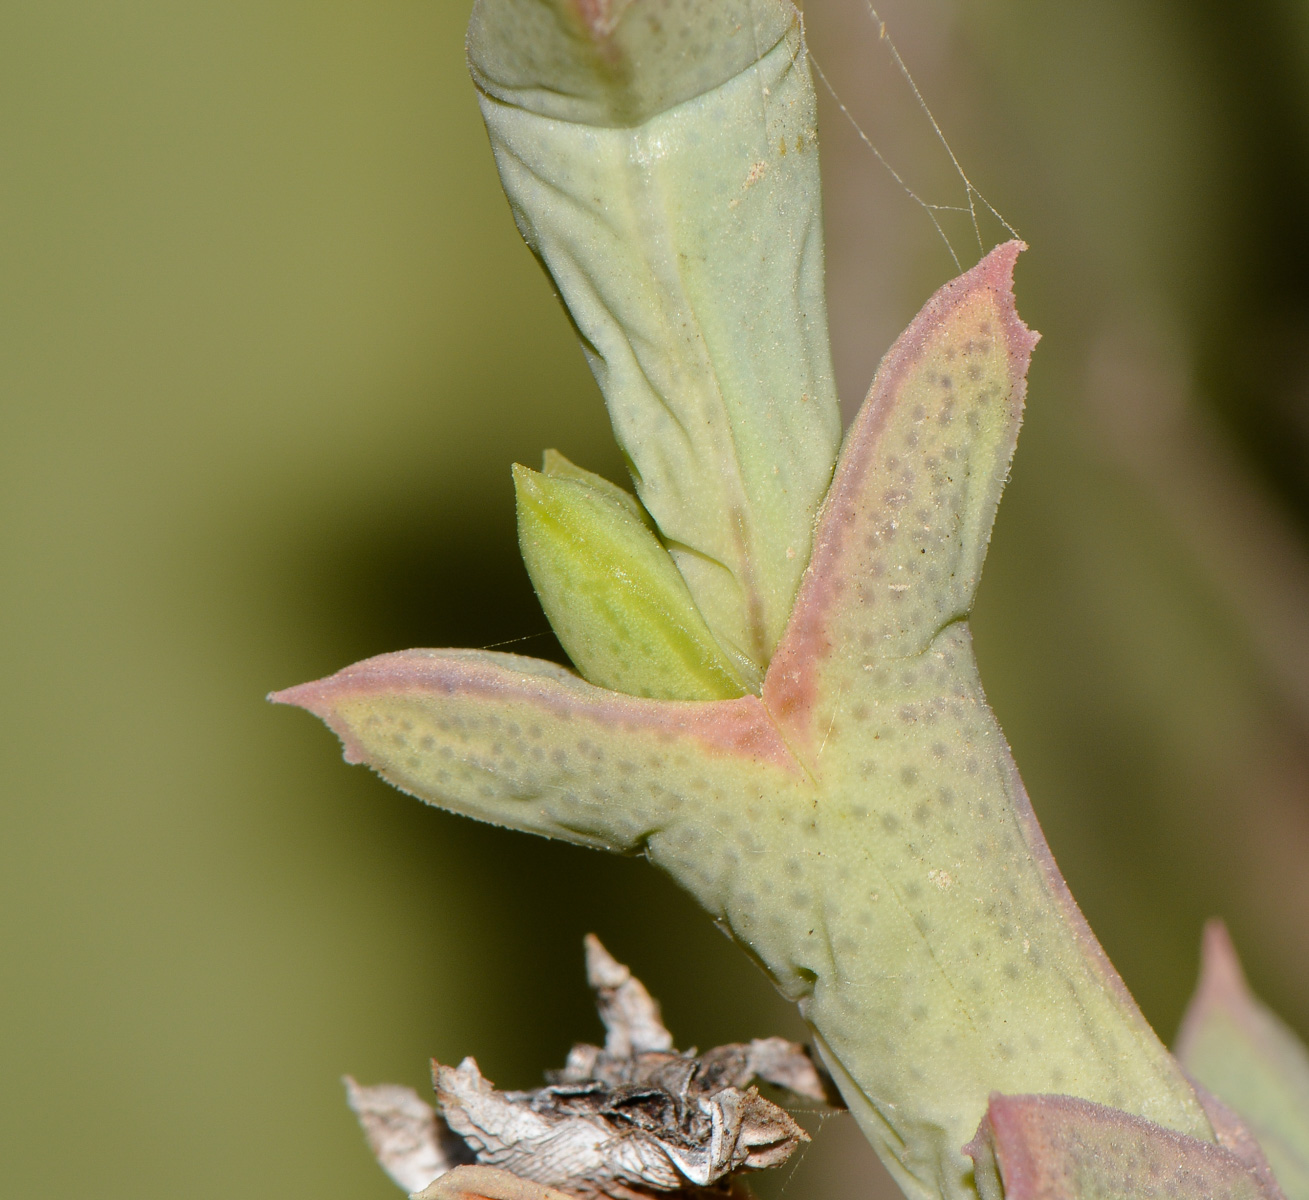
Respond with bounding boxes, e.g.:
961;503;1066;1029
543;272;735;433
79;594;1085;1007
478;631;555;651
807;4;1020;270
489;10;1019;658
773;1109;840;1200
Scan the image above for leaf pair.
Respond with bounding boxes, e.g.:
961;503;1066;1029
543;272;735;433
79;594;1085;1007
277;0;1309;1196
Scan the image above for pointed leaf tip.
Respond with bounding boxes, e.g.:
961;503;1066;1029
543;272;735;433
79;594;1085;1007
764;240;1037;741
1177;920;1254;1037
571;0;623;40
269;648;800;851
269;676;367;761
1177;921;1309;1199
514;459;749;700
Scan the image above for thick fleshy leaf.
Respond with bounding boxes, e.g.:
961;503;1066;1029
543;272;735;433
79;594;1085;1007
468;0;841;675
539;449;651;527
1176;922;1309;1199
514;461;749;698
270;649;801;861
965;1093;1282;1200
749;244;1210;1200
766;240;1038;739
466;0;795;128
276;245;1212;1200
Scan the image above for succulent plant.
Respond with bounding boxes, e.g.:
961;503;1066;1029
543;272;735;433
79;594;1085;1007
272;3;1309;1197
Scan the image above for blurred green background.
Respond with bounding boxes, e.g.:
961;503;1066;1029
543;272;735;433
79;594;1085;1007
3;2;1308;1197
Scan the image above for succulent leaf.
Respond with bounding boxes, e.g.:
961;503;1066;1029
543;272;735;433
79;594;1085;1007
539;449;652;527
765;241;1038;733
275;246;1216;1200
1176;922;1309;1199
514;461;749;699
751;244;1212;1198
466;0;796;129
468;0;841;676
271;648;797;856
966;1093;1283;1200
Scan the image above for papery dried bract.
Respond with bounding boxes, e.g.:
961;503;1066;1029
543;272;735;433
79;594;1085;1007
433;1055;806;1198
582;933;675;1057
345;1077;473;1195
558;938;834;1110
344;937;819;1199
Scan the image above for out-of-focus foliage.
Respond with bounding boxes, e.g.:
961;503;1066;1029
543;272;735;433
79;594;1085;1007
2;2;1307;1199
1177;923;1309;1198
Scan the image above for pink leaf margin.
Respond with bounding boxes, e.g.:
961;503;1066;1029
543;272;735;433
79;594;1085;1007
965;1092;1284;1200
763;239;1039;732
270;648;804;777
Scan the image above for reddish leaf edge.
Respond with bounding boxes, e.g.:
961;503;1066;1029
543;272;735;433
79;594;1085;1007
269;647;804;777
762;239;1037;734
965;1092;1284;1200
1173;919;1309;1197
266;242;1153;1072
412;1163;575;1200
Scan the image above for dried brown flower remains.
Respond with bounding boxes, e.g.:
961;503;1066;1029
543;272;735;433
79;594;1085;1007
347;936;840;1200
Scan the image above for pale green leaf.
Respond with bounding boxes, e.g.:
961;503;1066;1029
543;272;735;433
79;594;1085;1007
270;649;798;856
1177;922;1309;1199
515;461;748;699
468;0;841;676
539;448;651;527
748;248;1209;1200
466;0;795;129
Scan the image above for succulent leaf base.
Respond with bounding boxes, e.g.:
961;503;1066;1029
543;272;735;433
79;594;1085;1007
272;1;1309;1197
